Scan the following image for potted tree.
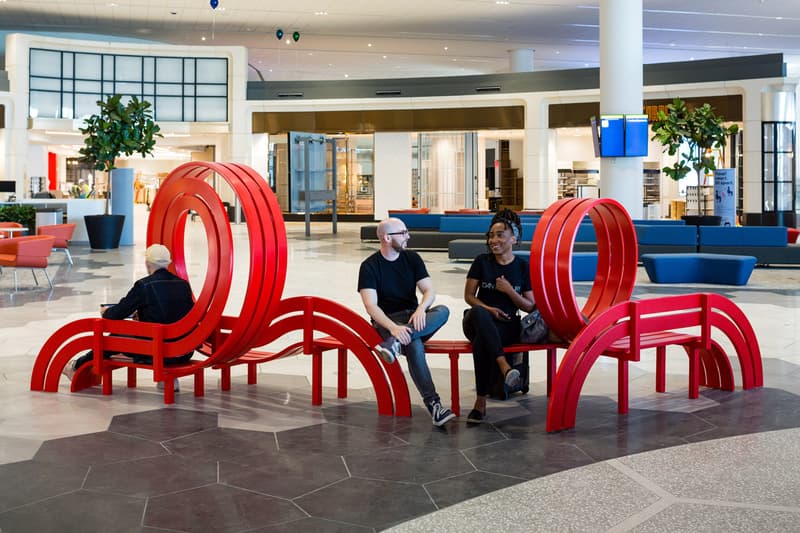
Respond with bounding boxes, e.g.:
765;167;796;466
651;97;739;225
79;94;161;249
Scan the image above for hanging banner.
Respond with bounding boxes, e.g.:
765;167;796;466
714;168;736;227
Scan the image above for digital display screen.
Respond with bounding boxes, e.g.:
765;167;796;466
599;115;625;157
0;181;16;193
624;114;649;157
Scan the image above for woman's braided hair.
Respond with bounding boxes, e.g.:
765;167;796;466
489;208;522;240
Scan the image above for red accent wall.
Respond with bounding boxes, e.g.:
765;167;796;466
48;152;57;190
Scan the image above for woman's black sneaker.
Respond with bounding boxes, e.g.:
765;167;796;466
466;409;485;424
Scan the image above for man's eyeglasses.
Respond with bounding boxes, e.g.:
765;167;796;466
387;229;409;236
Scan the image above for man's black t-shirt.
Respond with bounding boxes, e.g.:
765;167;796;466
466;253;531;318
357;250;429;315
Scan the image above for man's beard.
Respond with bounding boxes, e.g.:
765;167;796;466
391;240;406;252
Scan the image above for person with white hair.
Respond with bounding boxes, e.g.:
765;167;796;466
64;244;195;387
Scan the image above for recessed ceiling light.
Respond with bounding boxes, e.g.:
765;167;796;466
344;74;349;78
368;43;373;47
201;36;206;41
443;46;449;51
307;52;313;56
314;11;328;15
555;50;560;55
382;55;387;59
496;0;509;4
107;2;118;7
285;39;291;44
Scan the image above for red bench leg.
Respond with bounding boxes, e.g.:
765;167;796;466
656;346;666;393
546;347;556;397
194;369;204;397
688;347;700;399
312;350;322;406
337;347;347;399
617;359;628;414
247;362;257;385
220;367;231;391
163;384;175;404
127;367;137;388
448;352;460;416
102;369;113;396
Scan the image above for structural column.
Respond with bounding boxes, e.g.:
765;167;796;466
509;49;534;73
599;0;644;218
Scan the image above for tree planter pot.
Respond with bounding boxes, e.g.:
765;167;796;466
84;214;125;249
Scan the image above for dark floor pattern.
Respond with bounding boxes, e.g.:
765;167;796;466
2;386;800;532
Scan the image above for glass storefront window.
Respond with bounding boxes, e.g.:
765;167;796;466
269;133;374;215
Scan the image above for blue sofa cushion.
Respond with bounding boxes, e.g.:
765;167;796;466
698;226;787;247
438;216;493;233
635;225;698;246
641;253;756;285
393;213;443;230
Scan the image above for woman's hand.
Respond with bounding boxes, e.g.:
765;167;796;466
489;306;512;322
495;275;514;296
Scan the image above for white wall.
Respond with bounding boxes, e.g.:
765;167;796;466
373;132;412;219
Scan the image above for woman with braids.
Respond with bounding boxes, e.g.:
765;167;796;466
462;209;535;423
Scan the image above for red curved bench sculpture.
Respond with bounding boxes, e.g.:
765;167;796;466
530;198;763;432
31;162;408;415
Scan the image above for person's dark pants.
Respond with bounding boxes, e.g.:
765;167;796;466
373;305;450;408
74;349;192;369
462;307;520;397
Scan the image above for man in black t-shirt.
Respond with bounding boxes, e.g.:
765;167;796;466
358;218;455;426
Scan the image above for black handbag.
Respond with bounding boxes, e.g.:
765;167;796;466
519;308;549;344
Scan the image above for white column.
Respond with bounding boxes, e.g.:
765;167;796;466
510;49;534;73
373;132;413;219
599;0;644;218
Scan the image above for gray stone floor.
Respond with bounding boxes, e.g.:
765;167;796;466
1;214;799;531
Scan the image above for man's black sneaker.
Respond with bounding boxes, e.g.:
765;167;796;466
375;336;401;364
430;401;456;427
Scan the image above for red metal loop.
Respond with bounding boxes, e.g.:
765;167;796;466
531;198;638;341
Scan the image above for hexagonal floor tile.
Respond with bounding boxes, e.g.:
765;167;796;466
220;448;349;499
145;483;305;532
108;408;218;441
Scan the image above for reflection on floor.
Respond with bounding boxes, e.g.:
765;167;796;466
1;219;800;531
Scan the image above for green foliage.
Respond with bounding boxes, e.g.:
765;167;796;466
0;204;36;232
651;98;739;181
78;94;162;173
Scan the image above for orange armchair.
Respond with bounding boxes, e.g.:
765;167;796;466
0;222;23;238
37;223;76;264
0;235;55;290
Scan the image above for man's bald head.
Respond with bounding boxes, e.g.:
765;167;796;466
377;217;405;238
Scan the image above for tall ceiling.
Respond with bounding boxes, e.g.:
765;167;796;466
2;0;799;81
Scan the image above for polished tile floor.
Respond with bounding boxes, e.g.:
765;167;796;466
1;212;800;532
